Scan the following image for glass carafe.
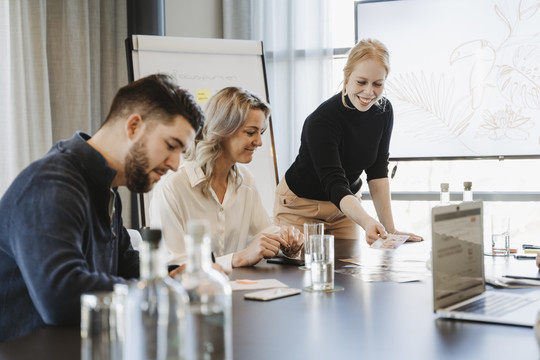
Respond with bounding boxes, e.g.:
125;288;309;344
179;220;232;360
123;228;188;360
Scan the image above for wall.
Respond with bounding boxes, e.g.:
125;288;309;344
165;0;223;38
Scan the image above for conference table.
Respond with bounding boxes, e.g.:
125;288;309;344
1;239;539;360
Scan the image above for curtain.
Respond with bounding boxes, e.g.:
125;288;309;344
0;0;127;191
46;0;127;142
0;0;129;224
223;0;332;177
1;0;52;196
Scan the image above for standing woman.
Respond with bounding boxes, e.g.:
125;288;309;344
274;39;423;244
150;87;302;273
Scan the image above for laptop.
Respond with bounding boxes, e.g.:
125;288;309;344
431;201;540;327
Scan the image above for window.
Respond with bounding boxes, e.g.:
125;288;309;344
328;0;540;247
329;0;356;93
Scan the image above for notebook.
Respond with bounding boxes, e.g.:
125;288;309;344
431;201;540;327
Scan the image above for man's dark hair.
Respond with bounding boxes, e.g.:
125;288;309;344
103;73;204;133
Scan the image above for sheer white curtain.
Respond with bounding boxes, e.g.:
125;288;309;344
0;0;127;197
1;0;53;196
223;0;332;177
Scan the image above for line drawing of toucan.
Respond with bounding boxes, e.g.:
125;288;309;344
450;39;497;110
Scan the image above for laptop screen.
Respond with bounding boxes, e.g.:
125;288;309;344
432;201;485;310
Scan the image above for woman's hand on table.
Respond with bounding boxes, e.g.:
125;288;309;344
279;225;303;258
364;219;387;245
168;263;227;277
393;230;423;242
232;233;287;267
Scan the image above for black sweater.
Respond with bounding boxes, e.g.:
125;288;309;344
285;93;393;209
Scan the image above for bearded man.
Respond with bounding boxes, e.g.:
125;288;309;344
0;74;204;342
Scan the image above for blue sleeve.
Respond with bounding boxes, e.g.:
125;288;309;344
9;176;134;325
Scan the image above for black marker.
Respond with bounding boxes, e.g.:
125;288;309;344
211;252;216;263
391;163;398;179
514;255;536;260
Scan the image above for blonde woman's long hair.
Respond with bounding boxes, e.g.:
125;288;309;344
342;38;390;109
185;86;271;197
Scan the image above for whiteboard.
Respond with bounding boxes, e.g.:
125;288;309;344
129;35;278;218
355;0;540;160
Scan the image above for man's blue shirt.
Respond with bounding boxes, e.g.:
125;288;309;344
0;132;139;342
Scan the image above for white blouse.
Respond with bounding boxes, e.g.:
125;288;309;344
149;161;278;272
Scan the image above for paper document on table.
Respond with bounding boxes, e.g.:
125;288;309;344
485;275;540;289
370;234;409;249
230;279;289;291
337;266;423;283
338;249;429;283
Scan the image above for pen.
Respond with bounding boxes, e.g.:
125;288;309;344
523;244;540;249
211;252;216;263
503;275;540;281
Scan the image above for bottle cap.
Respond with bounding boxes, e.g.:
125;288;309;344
440;183;449;191
139;228;162;248
187;220;210;243
463;181;472;190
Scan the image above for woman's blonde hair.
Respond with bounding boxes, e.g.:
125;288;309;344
186;86;270;197
341;38;390;109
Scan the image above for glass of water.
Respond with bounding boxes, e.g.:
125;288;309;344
491;214;510;256
310;234;335;291
303;223;324;270
80;291;116;360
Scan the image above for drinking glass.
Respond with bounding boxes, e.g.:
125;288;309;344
303;223;324;270
80;291;116;360
491;214;510;256
310;234;334;291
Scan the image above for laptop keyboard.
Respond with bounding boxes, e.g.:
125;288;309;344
454;293;535;317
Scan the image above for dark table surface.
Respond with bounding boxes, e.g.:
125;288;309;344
1;239;539;360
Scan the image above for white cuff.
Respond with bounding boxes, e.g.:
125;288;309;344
216;253;233;274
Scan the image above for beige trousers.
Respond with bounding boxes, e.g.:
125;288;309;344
273;177;362;240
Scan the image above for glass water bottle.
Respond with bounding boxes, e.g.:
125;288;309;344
179;220;232;360
463;181;473;202
123;228;188;360
439;182;450;205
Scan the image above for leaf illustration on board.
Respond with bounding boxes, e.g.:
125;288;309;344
386;72;473;143
497;45;540;109
477;105;534;140
449;39;496;109
519;0;540;20
494;3;513;35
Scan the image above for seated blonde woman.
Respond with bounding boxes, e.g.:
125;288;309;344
150;87;302;272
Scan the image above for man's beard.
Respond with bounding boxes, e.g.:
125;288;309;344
125;137;152;193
